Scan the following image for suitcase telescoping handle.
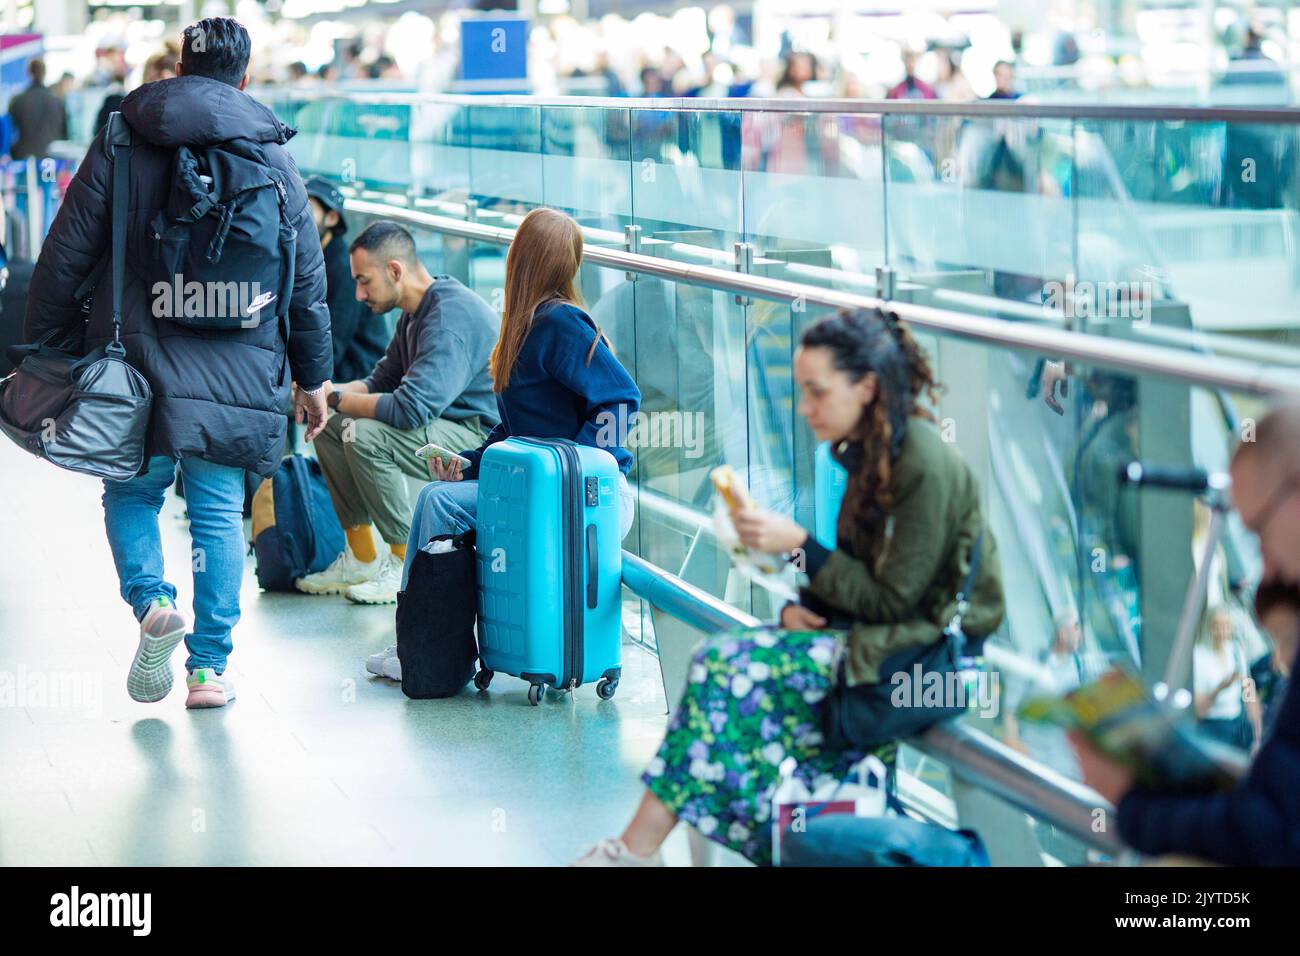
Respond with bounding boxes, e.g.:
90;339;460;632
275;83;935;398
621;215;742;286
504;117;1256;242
585;523;598;609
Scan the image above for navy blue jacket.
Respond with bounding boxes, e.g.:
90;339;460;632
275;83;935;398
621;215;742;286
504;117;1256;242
1117;664;1300;865
460;299;639;478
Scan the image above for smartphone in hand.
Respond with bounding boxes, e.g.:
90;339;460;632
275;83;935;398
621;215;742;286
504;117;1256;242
415;442;472;470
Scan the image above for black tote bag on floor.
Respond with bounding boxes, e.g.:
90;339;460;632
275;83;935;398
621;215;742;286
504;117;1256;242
395;530;479;699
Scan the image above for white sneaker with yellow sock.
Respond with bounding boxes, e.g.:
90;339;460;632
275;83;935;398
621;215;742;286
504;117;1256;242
295;548;384;595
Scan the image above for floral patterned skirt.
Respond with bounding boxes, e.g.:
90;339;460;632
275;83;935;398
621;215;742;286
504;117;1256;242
642;627;895;866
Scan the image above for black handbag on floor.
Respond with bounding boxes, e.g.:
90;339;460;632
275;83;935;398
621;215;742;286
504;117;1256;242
395;530;479;699
0;113;151;481
822;528;985;750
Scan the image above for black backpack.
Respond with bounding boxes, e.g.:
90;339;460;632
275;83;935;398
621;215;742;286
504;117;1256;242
143;138;297;330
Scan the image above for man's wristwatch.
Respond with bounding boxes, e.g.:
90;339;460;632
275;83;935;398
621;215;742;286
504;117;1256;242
326;390;343;410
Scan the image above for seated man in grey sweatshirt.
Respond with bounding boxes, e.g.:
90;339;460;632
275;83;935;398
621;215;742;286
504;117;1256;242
297;221;500;605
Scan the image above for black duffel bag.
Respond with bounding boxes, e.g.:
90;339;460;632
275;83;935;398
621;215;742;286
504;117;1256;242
395;530;479;699
822;529;985;750
0;113;150;482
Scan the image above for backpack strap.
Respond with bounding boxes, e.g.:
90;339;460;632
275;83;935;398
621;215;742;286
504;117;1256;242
106;112;134;354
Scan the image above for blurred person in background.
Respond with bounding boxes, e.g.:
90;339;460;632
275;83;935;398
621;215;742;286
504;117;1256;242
1003;608;1090;773
89;45;126;87
707;4;747;59
1224;23;1285;86
338;40;366;80
987;60;1021;100
594;52;625;97
775;50;816;97
7;59;66;162
1072;404;1300;866
142;51;177;85
935;48;976;101
639;65;667;97
1194;606;1261;752
367;56;403;81
887;49;937;100
93;57;128;135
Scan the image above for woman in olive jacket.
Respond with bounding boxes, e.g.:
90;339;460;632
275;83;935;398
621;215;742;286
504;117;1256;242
574;308;1005;867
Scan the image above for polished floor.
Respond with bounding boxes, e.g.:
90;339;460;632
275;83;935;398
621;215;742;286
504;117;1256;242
0;439;687;866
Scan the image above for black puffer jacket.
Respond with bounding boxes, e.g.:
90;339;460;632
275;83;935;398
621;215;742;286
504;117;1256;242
25;75;332;476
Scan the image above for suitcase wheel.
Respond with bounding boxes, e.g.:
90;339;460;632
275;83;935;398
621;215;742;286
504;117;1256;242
596;678;618;701
528;684;545;706
474;668;493;692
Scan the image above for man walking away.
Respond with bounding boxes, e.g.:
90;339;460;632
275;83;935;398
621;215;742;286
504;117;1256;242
25;18;332;709
296;221;498;605
303;176;389;384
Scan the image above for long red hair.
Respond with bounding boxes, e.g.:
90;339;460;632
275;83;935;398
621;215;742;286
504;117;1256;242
491;207;607;392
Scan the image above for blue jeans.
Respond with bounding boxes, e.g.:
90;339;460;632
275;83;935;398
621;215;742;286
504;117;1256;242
781;815;989;867
401;479;481;591
101;454;246;673
400;473;634;590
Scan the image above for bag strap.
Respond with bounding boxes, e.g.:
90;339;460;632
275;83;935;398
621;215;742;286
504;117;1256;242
106;112;133;354
73;255;109;304
948;524;985;635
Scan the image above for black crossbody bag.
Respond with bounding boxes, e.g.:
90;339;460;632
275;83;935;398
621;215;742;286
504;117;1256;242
0;112;151;481
821;528;985;750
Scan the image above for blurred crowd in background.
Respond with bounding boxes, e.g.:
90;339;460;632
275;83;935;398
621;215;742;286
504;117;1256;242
8;2;1297;148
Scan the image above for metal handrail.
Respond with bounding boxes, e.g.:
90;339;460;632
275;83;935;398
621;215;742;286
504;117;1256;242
255;86;1300;124
619;550;1127;857
344;197;1300;399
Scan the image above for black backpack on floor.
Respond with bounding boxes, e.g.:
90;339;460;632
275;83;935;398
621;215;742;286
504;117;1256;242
396;530;479;699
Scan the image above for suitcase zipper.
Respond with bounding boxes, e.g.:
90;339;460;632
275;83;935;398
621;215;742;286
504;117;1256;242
555;440;584;689
516;437;585;689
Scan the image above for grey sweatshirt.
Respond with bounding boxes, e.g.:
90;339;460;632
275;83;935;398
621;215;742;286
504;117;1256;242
363;276;501;431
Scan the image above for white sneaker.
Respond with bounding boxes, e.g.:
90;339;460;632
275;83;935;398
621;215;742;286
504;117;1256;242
344;552;402;605
295;549;384;595
381;654;402;682
571;839;664;867
366;643;398;677
126;596;188;703
185;668;237;709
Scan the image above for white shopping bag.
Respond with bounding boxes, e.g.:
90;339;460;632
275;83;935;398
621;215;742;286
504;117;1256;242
771;754;890;865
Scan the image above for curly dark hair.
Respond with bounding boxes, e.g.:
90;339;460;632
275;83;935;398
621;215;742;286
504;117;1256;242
800;308;943;541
